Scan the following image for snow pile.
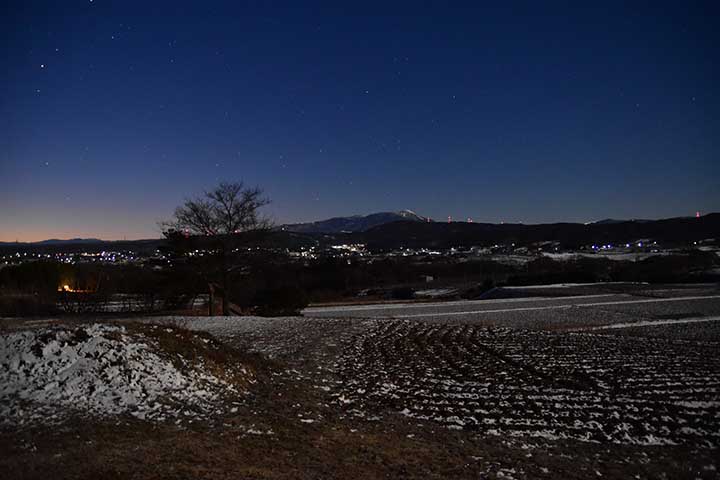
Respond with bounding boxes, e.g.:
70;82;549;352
0;324;243;425
414;288;458;298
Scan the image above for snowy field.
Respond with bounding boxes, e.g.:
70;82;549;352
2;284;719;478
135;286;720;448
303;291;720;337
331;320;720;446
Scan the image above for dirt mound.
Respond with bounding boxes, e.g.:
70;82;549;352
0;324;252;425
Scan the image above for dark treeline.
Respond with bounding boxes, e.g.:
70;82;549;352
233;250;718;303
0;261;204;317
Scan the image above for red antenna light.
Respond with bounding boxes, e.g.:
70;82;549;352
467;217;473;223
448;215;452;223
696;211;701;218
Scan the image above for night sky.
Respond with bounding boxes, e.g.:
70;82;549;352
2;1;718;241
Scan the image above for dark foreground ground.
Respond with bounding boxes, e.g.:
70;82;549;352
2;283;719;479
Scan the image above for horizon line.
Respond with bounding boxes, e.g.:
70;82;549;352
1;211;715;244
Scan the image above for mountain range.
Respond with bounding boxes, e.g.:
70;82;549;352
356;213;720;250
0;238;104;246
2;212;718;251
282;210;429;234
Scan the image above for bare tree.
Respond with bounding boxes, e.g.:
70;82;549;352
162;182;271;315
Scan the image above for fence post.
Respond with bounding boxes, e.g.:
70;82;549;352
208;284;215;316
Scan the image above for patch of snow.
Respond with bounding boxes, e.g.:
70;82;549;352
582;316;720;331
0;324;244;426
414;288;458;298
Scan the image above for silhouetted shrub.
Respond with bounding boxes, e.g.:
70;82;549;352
462;278;496;299
253;285;309;316
0;262;61;294
388;286;414;300
0;295;58;317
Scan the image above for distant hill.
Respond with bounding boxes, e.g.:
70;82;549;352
0;238;164;255
592;218;655;225
37;238;104;245
357;213;720;250
0;238;103;246
283;210;430;234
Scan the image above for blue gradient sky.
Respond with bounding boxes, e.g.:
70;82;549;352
1;1;718;241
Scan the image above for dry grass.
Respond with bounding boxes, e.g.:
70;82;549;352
123;322;269;390
2;411;716;480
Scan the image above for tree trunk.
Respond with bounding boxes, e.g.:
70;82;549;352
222;275;229;315
221;247;230;316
